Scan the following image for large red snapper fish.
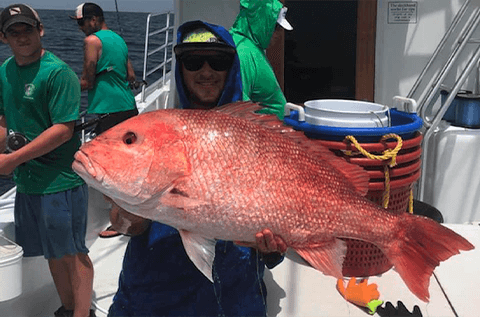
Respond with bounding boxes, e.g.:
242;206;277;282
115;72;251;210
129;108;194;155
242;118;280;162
72;102;473;302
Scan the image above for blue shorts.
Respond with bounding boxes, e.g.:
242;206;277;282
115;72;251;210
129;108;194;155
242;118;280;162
14;184;89;259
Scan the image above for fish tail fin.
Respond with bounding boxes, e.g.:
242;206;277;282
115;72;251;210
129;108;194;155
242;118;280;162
383;215;474;302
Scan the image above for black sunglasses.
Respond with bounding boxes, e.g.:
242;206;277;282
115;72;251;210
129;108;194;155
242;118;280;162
181;54;234;72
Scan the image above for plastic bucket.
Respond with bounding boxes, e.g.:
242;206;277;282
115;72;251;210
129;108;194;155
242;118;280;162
319;132;423;189
304;99;390;128
284;105;423;277
330;134;422;277
0;235;23;302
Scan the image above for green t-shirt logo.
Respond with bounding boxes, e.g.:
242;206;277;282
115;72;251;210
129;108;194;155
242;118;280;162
24;84;35;99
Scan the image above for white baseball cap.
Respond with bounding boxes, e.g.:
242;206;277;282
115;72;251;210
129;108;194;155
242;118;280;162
277;7;293;31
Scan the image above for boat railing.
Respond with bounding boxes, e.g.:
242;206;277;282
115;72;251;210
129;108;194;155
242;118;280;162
140;11;175;103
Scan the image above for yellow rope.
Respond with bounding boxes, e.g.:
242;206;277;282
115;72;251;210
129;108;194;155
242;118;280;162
343;134;403;209
381;166;390;208
344;134;403;167
408;189;414;214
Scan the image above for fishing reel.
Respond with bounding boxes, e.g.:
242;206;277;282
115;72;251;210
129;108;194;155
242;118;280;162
5;132;28;153
5;132;54;164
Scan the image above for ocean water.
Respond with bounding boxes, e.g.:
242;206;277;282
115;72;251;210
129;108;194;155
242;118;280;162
0;9;171;104
0;9;172;194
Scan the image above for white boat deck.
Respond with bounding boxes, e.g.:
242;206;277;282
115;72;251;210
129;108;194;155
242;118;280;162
2;222;477;317
264;223;479;317
79;223;480;317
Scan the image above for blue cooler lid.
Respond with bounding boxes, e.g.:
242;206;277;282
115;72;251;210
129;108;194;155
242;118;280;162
284;108;423;142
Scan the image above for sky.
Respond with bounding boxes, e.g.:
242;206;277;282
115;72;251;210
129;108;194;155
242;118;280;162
0;0;173;13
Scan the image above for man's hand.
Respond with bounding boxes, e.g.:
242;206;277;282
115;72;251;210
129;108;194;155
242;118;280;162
235;229;287;254
0;153;18;175
107;197;151;236
0;122;74;175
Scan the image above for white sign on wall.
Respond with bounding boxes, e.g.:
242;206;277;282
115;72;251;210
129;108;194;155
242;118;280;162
388;2;418;24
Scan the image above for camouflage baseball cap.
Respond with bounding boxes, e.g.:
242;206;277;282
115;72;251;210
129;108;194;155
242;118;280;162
174;26;235;57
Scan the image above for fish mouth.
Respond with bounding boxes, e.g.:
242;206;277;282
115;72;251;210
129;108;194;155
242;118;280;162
72;150;105;184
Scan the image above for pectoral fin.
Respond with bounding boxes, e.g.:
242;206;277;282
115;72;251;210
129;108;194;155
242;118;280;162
293;238;347;278
178;230;216;282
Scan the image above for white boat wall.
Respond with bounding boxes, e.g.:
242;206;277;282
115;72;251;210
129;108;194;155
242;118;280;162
1;0;480;316
171;0;480;223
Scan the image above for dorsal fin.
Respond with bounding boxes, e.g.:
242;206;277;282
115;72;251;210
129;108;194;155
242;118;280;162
214;101;370;196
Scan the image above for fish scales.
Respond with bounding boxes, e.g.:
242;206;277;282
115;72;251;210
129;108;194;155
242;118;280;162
174;110;378;243
72;102;474;302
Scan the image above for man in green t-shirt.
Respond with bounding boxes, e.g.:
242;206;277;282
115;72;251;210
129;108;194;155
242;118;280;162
0;4;94;317
71;2;139;239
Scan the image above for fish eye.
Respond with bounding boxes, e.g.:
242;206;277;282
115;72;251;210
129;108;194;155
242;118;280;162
123;132;137;145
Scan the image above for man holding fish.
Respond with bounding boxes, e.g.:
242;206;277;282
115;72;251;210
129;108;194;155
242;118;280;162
73;22;475;317
105;21;287;317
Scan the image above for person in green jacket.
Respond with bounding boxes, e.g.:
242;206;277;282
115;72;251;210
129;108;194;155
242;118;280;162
230;0;293;120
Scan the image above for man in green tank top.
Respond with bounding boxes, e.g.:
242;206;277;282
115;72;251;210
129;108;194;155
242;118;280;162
71;2;139;238
0;4;94;317
71;2;139;135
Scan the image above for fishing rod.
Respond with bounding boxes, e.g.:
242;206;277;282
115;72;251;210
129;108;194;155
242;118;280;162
4;113;110;165
110;0;147;90
5;113;110;153
114;0;124;34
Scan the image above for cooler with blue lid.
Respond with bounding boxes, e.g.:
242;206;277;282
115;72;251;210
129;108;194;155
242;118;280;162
284;99;423;277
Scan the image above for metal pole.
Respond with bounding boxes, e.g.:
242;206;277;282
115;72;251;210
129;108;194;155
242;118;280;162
163;13;171;87
141;14;152;103
419;9;480;125
114;0;124;35
408;0;471;100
